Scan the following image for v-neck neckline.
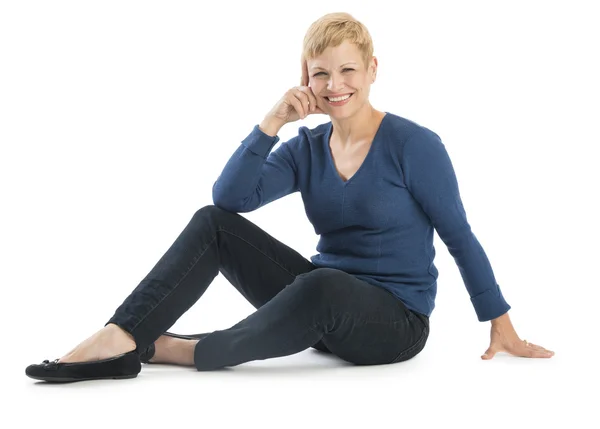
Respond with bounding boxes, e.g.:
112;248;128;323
325;112;388;187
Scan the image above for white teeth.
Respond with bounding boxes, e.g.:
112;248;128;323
327;94;351;102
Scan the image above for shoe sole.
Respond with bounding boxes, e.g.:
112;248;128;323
27;373;138;383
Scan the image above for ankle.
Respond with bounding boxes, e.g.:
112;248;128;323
104;324;137;349
151;337;198;366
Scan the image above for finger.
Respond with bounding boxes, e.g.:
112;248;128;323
293;88;309;118
297;87;313;112
306;87;319;112
523;339;555;355
526;348;554;358
295;87;312;114
308;87;323;113
517;344;554;358
295;87;325;115
527;342;554;354
289;93;306;118
481;346;497;360
526;343;555;357
297;87;319;113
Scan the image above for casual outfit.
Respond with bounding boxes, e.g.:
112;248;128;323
29;111;510;378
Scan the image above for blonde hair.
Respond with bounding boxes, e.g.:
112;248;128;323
301;12;374;79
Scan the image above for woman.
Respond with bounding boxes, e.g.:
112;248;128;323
26;12;553;382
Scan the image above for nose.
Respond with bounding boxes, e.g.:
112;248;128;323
327;72;345;92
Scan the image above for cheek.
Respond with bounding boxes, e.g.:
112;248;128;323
309;79;323;90
310;82;327;99
349;75;364;87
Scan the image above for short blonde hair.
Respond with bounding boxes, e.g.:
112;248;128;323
302;12;374;73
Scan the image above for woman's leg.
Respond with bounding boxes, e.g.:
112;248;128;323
191;267;430;370
59;204;320;363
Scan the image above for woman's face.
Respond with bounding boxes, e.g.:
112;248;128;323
307;40;377;119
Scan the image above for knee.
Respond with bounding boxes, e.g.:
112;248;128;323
283;268;349;330
193;204;223;218
291;268;348;303
191;204;234;225
177;205;225;235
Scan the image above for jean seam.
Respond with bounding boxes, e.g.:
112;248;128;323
129;225;305;335
389;324;429;363
334;310;410;326
217;228;302;278
129;233;219;334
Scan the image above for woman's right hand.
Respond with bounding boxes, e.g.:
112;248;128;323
264;85;325;127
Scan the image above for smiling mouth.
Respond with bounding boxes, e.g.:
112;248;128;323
325;93;353;102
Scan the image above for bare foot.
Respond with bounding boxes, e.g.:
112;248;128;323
149;335;199;366
58;323;137;363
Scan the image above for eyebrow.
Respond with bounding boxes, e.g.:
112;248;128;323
310;62;357;71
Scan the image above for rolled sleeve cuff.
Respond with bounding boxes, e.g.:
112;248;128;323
470;287;511;322
241;125;281;158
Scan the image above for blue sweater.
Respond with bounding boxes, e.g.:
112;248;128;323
212;112;511;322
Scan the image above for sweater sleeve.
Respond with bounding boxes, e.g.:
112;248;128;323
401;129;511;322
211;124;300;213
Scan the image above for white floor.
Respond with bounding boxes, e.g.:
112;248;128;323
8;318;595;429
6;253;598;428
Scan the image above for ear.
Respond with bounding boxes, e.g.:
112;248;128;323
370;56;378;83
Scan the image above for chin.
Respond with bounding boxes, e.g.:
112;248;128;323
328;108;357;119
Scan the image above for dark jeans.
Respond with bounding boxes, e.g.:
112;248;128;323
106;205;429;371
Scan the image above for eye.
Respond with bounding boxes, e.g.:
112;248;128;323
313;68;355;77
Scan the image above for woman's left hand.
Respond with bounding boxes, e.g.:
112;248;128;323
481;313;555;359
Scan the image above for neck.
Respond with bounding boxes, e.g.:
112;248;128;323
330;104;384;149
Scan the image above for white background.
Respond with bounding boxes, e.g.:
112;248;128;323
1;0;598;427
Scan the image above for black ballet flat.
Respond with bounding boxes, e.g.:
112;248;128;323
25;350;141;383
139;332;209;364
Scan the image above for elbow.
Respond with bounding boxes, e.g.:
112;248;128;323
212;190;239;213
212;181;236;212
212;184;257;213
